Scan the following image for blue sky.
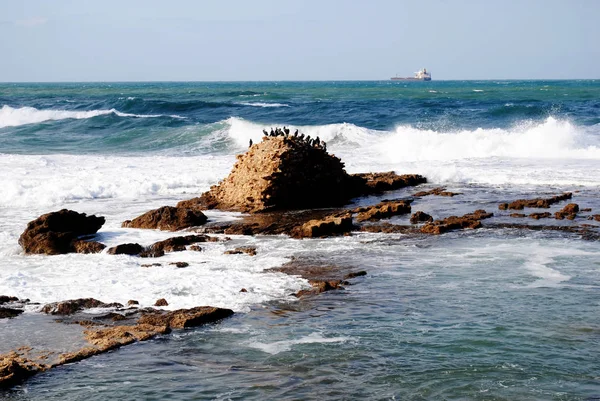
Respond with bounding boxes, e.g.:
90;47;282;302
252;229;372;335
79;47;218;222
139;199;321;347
1;0;598;81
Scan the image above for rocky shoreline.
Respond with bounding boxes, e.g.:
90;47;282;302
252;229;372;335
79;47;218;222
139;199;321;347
3;131;599;389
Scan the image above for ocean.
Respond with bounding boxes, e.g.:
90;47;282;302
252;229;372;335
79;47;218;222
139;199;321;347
1;80;599;400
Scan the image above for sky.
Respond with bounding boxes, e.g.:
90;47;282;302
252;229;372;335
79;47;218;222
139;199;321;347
1;0;598;81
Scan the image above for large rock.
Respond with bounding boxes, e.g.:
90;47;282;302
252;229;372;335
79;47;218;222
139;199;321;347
19;209;105;255
421;210;493;235
354;200;412;222
122;206;207;232
290;214;354;238
499;193;572;210
352;172;427;196
197;136;358;212
41;298;123;315
555;203;579;220
138;306;234;329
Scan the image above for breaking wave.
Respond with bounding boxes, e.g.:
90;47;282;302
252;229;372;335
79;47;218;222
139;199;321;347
0;105;183;128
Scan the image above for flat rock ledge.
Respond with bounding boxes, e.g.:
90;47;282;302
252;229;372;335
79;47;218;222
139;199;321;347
499;193;572;210
0;304;234;389
19;209;105;255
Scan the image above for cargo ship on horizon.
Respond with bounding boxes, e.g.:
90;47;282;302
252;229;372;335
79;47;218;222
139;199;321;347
391;68;431;81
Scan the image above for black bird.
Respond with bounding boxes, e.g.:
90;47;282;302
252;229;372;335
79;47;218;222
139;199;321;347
249;139;253;148
305;135;311;144
322;141;327;152
262;129;268;136
284;127;290;136
294;129;299;137
298;133;305;140
315;136;321;147
270;128;275;136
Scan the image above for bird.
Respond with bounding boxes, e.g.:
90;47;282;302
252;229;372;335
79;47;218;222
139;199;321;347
249;139;253;148
284;127;290;136
322;141;327;152
262;129;268;136
315;136;321;147
270;128;275;136
294;129;299;137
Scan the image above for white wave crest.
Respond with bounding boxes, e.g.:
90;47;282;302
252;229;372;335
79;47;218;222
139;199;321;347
0;105;182;128
237;102;289;108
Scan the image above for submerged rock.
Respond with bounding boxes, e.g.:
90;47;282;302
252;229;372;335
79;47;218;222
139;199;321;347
72;240;106;254
0;308;23;319
0;353;45;389
19;209;105;255
352;172;427;196
410;211;434;224
138;306;234;329
412;187;460;197
107;243;144;256
149;234;218;253
122;206;207;232
555;203;579;220
224;246;257;256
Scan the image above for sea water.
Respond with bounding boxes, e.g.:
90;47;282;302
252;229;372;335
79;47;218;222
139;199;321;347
1;81;599;400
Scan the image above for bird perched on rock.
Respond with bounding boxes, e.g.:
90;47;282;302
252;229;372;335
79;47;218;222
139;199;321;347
315;136;321;147
249;139;253;148
262;129;268;136
284;127;290;136
294;129;299;137
270;128;275;136
305;135;311;144
322;141;327;152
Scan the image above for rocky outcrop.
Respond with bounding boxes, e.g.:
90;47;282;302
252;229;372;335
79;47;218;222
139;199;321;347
19;209;105;255
351;172;427;196
412;187;460;197
421;210;493;235
555;203;579;220
137;306;234;329
530;212;552;220
0;296;18;305
354;200;412;222
410;211;433;224
107;243;144;256
499;193;572;210
41;298;123;315
224;246;257;256
154;298;168;307
122;206;207;231
0;353;44;389
196;136;359;213
290;214;354;238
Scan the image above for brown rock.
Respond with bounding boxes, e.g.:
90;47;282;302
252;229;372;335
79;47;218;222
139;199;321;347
149;235;217;253
290;214;354;238
122;206;207;231
344;271;367;279
0;308;23;319
510;213;527;218
154;298;168;307
410;211;433;224
501;193;572;210
41;298;123;315
224;246;257;256
141;263;161;267
107;243;144;256
590;214;600;222
295;279;346;297
189;245;202;252
530;212;552;220
0;353;45;389
420;210;492;235
18;209;105;255
351;172;427;196
127;300;139;306
359;223;416;234
580;208;592;212
72;240;106;254
354;200;412;222
138;249;165;258
138;306;234;329
412;187;460;197
239;288;248;293
555;203;579;220
169;262;189;268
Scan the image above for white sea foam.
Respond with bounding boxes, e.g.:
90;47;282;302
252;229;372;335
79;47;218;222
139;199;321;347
0;105;182;128
247;332;351;354
237;102;289;108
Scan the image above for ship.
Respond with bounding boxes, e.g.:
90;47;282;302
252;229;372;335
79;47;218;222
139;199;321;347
391;68;431;81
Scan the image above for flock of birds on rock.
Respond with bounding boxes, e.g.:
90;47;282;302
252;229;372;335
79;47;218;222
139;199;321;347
249;126;326;152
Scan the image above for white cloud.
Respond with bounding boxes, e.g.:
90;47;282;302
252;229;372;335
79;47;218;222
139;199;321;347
15;17;48;27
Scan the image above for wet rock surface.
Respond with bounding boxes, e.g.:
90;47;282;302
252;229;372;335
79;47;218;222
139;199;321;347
72;240;106;254
138;306;234;329
107;243;144;256
0;308;24;319
290;214;354;239
499;193;572;210
555;203;579;220
354;200;412;222
41;298;124;316
224;246;257;256
421;210;493;235
412;187;460;197
19;209;105;255
122;206;207;231
149;235;219;254
410;211;434;224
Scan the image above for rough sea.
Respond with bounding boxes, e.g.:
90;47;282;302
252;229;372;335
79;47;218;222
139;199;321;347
1;80;600;400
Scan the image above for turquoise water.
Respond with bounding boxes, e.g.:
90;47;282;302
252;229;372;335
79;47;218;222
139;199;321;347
1;81;600;400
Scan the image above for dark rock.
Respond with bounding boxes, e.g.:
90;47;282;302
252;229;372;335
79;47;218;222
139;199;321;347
138;306;234;329
19;209;105;255
189;245;202;252
107;243;144;256
291;214;354;238
72;240;106;254
122;206;207;231
510;213;527;218
141;263;161;267
359;223;416;234
589;214;600;221
412;187;460;197
555;203;579;220
149;235;217;253
127;300;139;306
224;246;257;256
295;279;345;297
239;288;248;293
0;296;18;305
0;353;45;389
41;298;123;315
580;208;592;212
0;308;23;319
354;200;412;222
351;172;427;196
410;211;433;224
344;271;367;279
169;262;189;268
138;249;165;258
500;193;572;210
154;298;168;307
